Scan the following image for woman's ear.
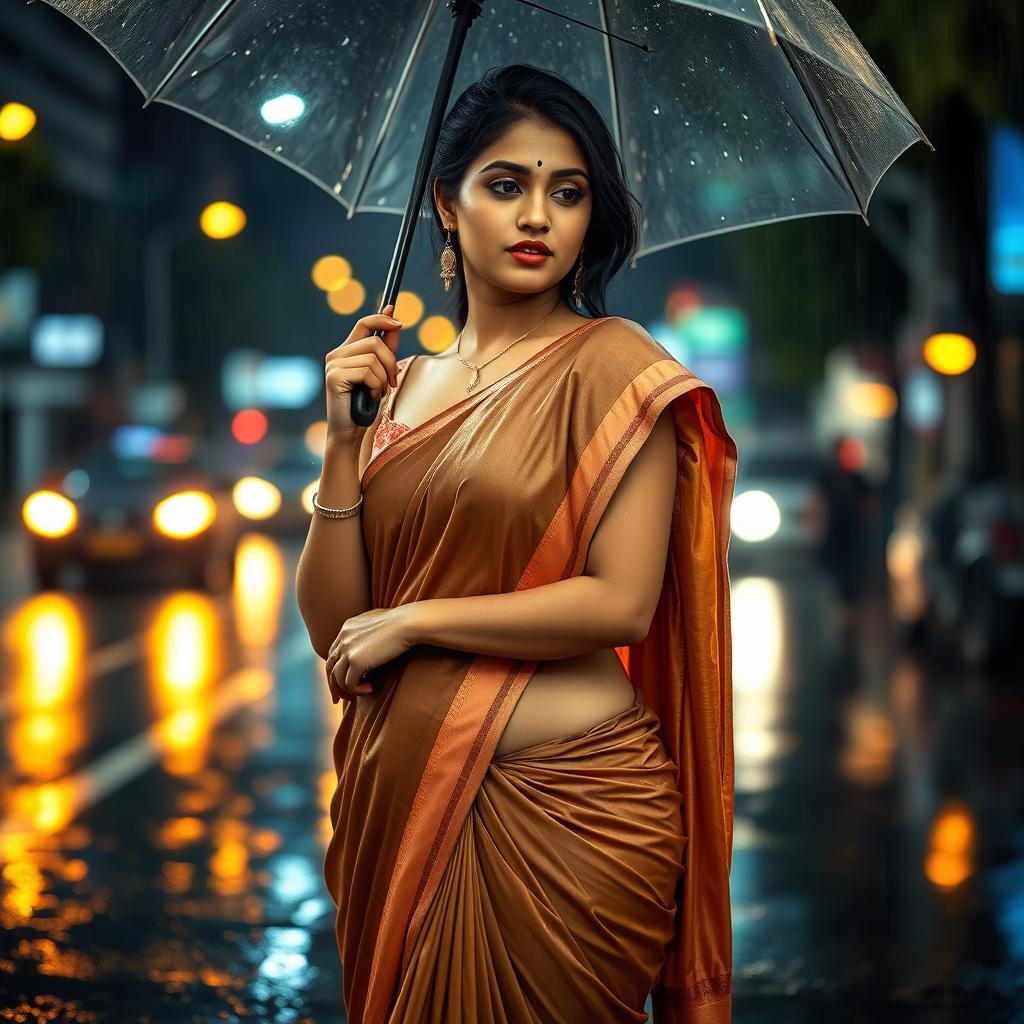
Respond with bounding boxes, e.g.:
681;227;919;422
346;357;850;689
433;179;456;230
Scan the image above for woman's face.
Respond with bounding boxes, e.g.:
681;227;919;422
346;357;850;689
436;118;592;299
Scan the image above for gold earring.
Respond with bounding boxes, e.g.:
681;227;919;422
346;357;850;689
572;248;585;306
440;227;457;292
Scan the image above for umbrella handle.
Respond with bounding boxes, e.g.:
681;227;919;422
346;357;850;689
349;0;485;427
350;325;391;427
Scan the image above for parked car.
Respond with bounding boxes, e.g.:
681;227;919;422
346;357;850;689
729;430;823;565
886;476;1024;668
21;430;239;590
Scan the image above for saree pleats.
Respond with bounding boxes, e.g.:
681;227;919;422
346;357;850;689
323;316;737;1024
387;691;685;1024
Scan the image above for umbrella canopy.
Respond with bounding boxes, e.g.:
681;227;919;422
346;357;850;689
33;0;930;259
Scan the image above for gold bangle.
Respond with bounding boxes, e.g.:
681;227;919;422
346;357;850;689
311;490;363;519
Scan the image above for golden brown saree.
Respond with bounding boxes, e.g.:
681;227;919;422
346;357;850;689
324;315;737;1023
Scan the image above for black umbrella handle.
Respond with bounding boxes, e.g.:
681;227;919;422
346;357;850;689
349;0;485;427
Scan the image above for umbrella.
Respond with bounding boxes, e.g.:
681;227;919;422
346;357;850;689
29;0;931;426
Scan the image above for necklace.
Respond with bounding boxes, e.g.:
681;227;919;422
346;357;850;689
455;306;560;392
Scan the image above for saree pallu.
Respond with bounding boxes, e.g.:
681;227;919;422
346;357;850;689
324;315;738;1024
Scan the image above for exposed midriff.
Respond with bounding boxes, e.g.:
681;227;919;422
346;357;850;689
491;646;636;758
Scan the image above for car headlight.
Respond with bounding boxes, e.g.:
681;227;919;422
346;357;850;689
23;490;78;538
731;489;781;543
232;476;282;520
153;491;216;539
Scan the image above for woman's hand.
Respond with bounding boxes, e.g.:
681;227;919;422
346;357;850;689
324;304;403;446
324;604;418;703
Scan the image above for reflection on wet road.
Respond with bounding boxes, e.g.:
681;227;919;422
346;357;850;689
1;533;341;1022
0;538;1021;1021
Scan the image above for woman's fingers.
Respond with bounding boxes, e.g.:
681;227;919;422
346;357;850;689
330;655;372;699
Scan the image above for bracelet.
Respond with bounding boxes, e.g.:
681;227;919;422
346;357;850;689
311;490;363;519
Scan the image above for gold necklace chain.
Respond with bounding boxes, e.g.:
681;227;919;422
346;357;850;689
455;306;560;392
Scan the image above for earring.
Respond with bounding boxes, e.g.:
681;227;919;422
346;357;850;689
572;247;585;307
440;227;457;292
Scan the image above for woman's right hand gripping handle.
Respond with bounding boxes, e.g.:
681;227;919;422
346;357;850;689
324;303;403;446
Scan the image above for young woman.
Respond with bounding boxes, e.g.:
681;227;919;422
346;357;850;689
295;65;737;1024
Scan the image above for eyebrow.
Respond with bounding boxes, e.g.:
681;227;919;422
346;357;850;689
477;159;589;182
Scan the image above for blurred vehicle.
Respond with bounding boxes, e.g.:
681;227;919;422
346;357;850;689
21;428;240;591
227;433;322;535
887;476;1024;669
729;429;823;563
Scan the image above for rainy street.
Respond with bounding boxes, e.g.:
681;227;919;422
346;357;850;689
1;529;1021;1022
3;0;1024;1020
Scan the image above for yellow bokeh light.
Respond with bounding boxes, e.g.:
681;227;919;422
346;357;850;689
846;380;898;419
923;333;976;376
304;420;328;457
199;201;247;240
327;278;366;315
231;477;282;521
232;535;285;651
22;490;77;538
153;491;216;539
7;593;85;712
0;102;37;141
418;315;458;354
392;291;424;329
312;255;352;291
148;593;220;701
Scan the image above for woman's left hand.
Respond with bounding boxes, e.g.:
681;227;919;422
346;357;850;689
324;605;417;703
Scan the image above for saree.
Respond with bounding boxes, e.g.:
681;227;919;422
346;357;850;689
324;315;738;1024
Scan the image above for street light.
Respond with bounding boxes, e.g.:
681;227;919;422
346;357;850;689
923;332;977;375
0;102;37;141
199;201;246;240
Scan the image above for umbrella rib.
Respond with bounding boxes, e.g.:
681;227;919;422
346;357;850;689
776;38;869;224
780;99;857;211
345;0;441;215
511;0;652;53
595;0;623;153
144;0;239;108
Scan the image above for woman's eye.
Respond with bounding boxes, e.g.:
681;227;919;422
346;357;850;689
489;179;582;202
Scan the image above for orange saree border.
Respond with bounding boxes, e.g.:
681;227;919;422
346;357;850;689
361;357;726;1024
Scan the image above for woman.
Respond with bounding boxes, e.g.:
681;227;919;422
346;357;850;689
295;65;737;1024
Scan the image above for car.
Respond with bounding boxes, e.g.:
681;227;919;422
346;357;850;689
729;429;823;566
21;429;240;591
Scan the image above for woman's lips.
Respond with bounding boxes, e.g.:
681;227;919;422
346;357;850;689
508;250;551;265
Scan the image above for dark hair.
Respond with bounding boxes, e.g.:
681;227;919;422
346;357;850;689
425;64;641;326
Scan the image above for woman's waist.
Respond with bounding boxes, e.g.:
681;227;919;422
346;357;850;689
526;645;632;690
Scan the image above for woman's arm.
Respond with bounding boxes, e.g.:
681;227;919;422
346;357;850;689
407;407;678;660
295;429;377;660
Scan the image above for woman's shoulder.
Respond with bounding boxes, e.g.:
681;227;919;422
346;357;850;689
575;315;676;370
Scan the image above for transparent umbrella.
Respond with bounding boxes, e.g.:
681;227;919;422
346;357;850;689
29;0;932;423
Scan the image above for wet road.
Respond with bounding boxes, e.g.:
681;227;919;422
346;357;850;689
0;532;1021;1022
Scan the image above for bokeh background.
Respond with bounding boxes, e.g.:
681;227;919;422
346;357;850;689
1;1;1022;1021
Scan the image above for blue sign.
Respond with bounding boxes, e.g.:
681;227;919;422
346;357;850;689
990;123;1024;295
